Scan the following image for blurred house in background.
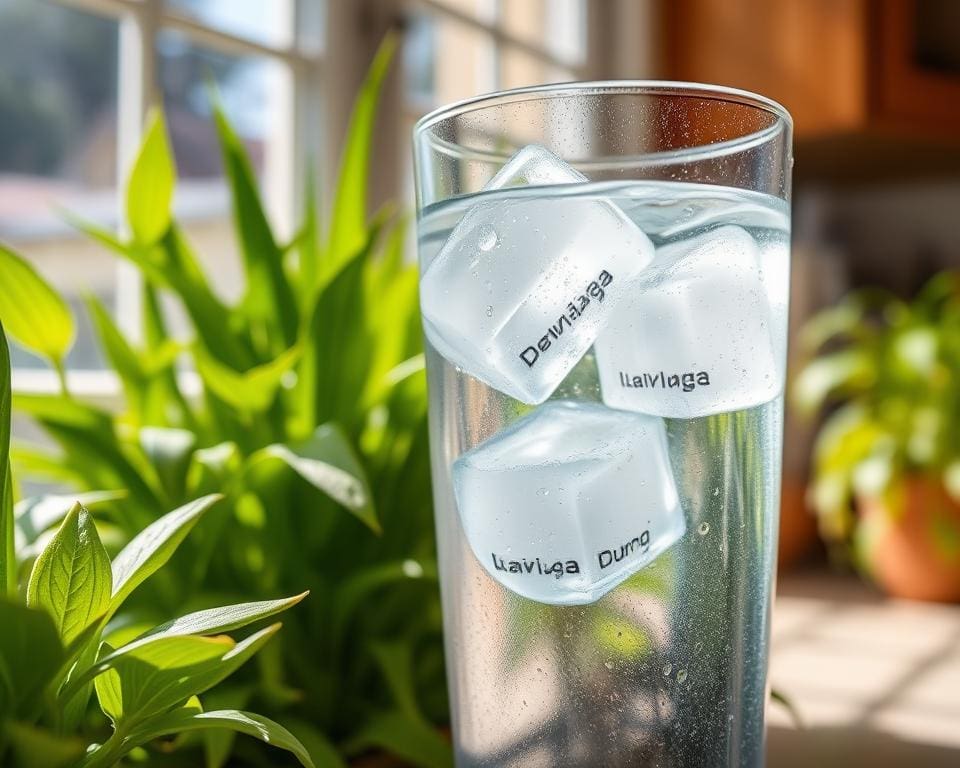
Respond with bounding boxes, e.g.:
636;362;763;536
2;2;959;764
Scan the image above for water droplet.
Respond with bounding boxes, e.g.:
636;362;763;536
698;522;710;536
478;226;498;251
536;487;549;497
676;669;688;684
485;305;493;317
604;661;614;670
662;662;672;676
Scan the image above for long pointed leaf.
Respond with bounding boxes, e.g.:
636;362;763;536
128;709;315;768
0;243;75;365
0;320;13;596
110;495;222;612
213;102;298;348
249;424;377;532
105;592;308;661
27;503;112;645
325;33;396;276
126;110;175;245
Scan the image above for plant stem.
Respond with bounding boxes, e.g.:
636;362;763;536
78;728;128;768
53;358;71;399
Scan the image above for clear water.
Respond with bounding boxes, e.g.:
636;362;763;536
419;180;789;768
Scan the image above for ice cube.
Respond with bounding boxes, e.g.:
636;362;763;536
594;225;782;419
452;401;685;606
420;145;655;404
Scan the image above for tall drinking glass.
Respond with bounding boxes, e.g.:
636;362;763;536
413;83;792;768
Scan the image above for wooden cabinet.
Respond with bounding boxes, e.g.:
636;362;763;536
664;0;960;145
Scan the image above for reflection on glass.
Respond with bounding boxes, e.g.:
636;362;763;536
0;0;119;370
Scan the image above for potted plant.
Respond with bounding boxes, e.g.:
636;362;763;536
793;272;960;602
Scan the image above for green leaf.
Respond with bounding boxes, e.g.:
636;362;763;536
26;503;112;645
86;624;280;727
0;320;14;596
139;427;197;503
252;423;378;532
212;101;298;347
0;600;64;719
85;295;146;405
791;349;875;416
16;492;126;550
92;645;122;721
305;244;375;428
12;394;160;529
92;634;235;724
282;719;348;768
345;710;452;768
298;170;321;304
325;33;396;276
195;344;301;414
109;495;222;612
104;592;308;661
0;243;75;364
369;641;421;720
128;709;315;768
126;109;175;245
4;720;86;768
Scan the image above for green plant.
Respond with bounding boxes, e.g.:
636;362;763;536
0;35;449;767
792;272;960;555
0;318;312;768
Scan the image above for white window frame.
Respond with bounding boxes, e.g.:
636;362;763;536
14;0;334;396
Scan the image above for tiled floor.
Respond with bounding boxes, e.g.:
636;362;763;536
767;570;960;767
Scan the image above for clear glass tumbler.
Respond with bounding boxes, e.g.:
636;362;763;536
413;82;792;768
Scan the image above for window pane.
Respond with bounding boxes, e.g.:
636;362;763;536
402;6;496;108
498;47;577;92
158;29;285;327
499;0;587;66
0;0;119;371
165;0;294;49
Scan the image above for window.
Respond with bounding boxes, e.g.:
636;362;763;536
1;0;322;393
3;1;640;392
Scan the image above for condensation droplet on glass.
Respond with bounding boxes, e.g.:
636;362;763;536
485;305;493;317
676;669;688;684
478;226;498;251
604;661;614;670
662;662;672;676
698;522;710;536
536;487;549;497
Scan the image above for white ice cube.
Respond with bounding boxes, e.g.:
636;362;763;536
420;145;655;404
594;225;783;419
452;401;685;606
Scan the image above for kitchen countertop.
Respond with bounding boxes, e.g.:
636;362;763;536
767;569;960;767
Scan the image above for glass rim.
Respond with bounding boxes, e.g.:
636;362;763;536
414;80;793;169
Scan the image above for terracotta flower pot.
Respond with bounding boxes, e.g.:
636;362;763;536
857;476;960;603
778;477;820;571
